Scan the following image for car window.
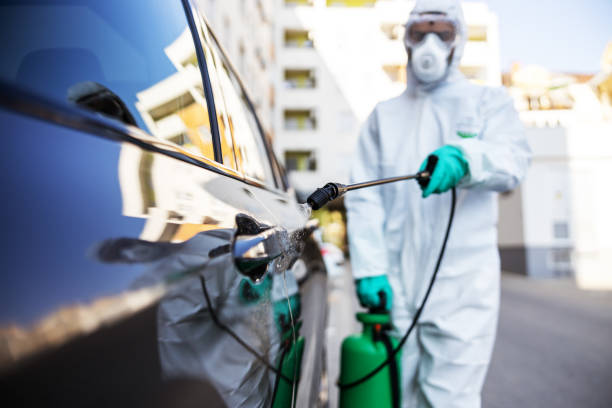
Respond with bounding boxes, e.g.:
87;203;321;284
0;0;216;163
203;28;276;186
193;21;239;171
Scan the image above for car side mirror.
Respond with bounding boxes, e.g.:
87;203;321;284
67;81;137;126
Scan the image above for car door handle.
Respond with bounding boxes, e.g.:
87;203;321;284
232;214;289;280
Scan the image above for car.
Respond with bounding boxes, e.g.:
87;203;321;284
320;242;346;278
0;1;327;407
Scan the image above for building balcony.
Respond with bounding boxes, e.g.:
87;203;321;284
284;69;316;89
284;150;317;171
284;0;314;7
283;109;317;130
284;29;314;48
467;25;488;42
326;0;377;6
382;64;407;84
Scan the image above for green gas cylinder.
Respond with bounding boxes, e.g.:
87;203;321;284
271;322;305;408
339;312;401;408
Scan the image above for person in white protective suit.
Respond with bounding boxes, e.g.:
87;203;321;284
345;0;531;406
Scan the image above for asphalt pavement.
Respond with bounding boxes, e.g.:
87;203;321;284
326;265;612;408
483;274;612;408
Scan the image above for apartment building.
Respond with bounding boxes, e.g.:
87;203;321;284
198;0;277;133
498;62;612;289
274;0;501;193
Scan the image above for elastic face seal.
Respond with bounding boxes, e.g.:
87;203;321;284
405;14;458;47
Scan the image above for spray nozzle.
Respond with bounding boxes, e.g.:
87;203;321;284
306;156;438;211
306;182;347;210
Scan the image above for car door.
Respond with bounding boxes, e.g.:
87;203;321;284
186;5;329;405
0;0;322;407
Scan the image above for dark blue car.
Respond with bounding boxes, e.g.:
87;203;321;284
0;1;327;406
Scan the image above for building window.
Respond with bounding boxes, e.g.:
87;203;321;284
284;69;316;89
238;42;246;78
467;26;487;42
207;32;276;184
327;0;377;6
553;221;570;240
382;65;407;84
459;65;486;82
284;109;316;130
284;29;314;48
255;47;266;70
285;0;314;6
380;23;404;41
256;0;268;22
548;248;572;273
269;84;275;109
285;150;317;171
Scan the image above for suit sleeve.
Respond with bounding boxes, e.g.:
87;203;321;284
345;109;389;280
450;87;532;192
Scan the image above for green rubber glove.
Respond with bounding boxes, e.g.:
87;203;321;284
355;276;393;311
419;145;469;198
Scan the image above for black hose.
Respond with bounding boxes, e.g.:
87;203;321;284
270;343;290;404
199;275;295;384
380;332;401;408
198;167;454;400
337;187;457;390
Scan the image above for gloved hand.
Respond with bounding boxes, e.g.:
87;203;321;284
355;275;393;311
419;145;469;198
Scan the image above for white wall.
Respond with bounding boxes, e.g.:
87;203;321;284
566;121;612;289
521;127;571;248
504;102;612;287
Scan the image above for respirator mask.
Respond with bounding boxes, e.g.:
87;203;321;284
404;14;459;84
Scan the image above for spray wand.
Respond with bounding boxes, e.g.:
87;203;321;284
306;156;438;210
305;155;457;398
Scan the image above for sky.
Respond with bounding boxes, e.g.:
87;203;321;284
476;0;612;74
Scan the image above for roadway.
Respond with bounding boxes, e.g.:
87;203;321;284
483;273;612;408
325;265;612;407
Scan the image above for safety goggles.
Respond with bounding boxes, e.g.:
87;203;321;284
404;14;458;47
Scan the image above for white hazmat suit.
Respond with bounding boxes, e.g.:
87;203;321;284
345;0;531;407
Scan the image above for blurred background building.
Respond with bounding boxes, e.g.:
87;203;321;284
198;1;612;289
498;44;612;289
198;0;276;134
197;0;501;193
273;0;500;194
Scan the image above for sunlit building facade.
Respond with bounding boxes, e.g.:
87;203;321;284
197;0;277;134
498;59;612;289
124;17;278;243
273;0;501;193
592;41;612;119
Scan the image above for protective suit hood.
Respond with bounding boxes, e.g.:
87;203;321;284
405;0;467;91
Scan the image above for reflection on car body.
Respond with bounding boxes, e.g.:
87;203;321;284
0;0;327;407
